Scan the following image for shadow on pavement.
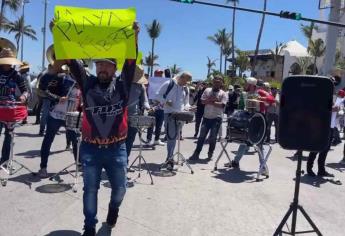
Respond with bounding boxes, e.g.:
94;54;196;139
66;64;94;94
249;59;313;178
326;162;345;173
44;230;80;236
36;183;72;193
5;172;40;188
285;155;308;162
212;168;257;183
15;132;42;138
15;149;66;158
299;175;327;188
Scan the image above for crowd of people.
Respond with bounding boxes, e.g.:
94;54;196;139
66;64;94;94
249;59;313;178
0;20;344;236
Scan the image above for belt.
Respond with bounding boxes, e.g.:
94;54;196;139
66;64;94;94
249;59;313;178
82;140;125;149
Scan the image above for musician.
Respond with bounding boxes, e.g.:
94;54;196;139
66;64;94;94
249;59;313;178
0;48;28;165
189;75;227;161
126;65;150;158
193;81;207;138
225;77;274;171
265;84;279;143
156;72;192;171
19;62;32;125
38;58;80;178
38;64;56;136
63;22;139;236
146;69;167;146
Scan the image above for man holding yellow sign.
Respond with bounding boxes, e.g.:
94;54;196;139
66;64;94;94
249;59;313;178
52;6;139;236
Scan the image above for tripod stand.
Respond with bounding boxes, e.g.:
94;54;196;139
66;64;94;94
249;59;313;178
160;119;194;174
0;122;35;187
49;131;81;193
129;126;154;185
274;152;322;236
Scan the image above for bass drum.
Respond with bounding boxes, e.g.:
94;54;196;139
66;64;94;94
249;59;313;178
227;110;267;145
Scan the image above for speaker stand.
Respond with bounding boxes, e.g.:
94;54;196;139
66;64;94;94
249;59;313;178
273;151;322;236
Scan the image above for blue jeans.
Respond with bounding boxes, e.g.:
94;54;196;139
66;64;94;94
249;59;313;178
126;126;138;158
147;109;164;141
194;117;222;155
40;116;78;169
165;114;182;160
39;98;51;133
0;126;12;164
80;142;127;228
234;144;249;163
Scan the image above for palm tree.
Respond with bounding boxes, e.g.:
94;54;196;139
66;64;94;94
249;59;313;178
300;22;318;50
5;16;37;53
206;56;217;77
235;49;250;77
226;0;239;74
143;52;159;76
270;42;286;80
145;19;162;77
222;39;232;75
207;28;230;72
296;57;312;74
170;64;181;76
252;0;267;76
309;38;326;74
0;0;22;29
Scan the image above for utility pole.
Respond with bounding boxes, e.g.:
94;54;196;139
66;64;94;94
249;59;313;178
41;0;48;71
322;0;342;75
20;0;29;61
231;1;236;76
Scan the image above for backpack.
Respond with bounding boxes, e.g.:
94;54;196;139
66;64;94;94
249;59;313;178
163;79;189;100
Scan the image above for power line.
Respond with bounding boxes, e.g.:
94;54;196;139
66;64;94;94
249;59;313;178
170;0;345;28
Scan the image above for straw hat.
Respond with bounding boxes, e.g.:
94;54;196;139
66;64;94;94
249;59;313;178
0;48;22;66
20;61;30;70
133;65;148;85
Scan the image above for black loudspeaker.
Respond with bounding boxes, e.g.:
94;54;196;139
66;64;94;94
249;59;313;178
278;76;334;152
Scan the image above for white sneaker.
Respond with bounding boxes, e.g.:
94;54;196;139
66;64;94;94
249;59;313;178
154;140;165;146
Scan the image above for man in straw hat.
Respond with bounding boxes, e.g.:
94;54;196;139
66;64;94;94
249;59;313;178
63;22;140;236
19;62;32;125
0;48;28;166
37;49;81;179
126;64;150;159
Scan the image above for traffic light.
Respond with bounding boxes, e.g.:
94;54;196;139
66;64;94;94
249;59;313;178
279;11;302;20
179;0;194;3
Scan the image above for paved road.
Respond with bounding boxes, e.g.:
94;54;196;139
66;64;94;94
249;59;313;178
0;117;344;236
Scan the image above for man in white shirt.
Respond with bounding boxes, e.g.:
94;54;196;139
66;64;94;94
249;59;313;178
156;72;192;170
189;75;227;161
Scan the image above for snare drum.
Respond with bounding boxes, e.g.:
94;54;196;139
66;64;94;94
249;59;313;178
0;102;27;123
227;110;266;145
65;111;82;130
170;111;194;123
128;116;155;128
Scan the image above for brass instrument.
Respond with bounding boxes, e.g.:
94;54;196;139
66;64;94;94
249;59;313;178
0;37;17;56
46;44;93;71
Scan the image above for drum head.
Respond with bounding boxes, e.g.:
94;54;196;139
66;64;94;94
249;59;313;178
248;113;266;145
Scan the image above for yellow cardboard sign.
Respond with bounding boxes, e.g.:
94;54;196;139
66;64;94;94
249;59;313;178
53;6;136;60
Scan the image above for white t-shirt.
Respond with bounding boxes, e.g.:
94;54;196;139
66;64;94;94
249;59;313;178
202;88;227;119
331;97;344;128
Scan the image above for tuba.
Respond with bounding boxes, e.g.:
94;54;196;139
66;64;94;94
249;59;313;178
0;37;17;56
46;44;93;71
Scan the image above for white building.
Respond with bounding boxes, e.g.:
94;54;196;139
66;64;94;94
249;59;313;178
248;40;311;82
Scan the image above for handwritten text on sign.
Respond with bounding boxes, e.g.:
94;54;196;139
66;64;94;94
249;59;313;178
53;6;136;60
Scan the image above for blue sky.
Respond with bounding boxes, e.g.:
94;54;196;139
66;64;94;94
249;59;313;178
1;0;322;79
